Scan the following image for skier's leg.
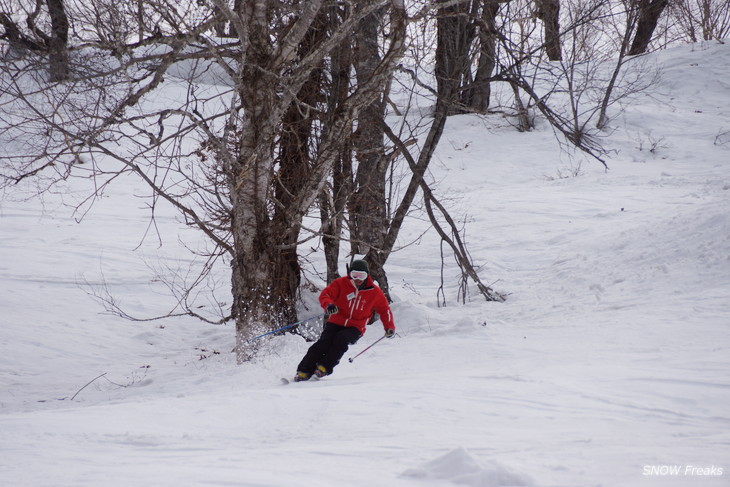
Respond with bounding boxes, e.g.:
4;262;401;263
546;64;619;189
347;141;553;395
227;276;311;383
297;322;338;374
318;326;361;374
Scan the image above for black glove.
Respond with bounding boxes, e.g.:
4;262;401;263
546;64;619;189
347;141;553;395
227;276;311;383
385;328;396;338
326;304;338;315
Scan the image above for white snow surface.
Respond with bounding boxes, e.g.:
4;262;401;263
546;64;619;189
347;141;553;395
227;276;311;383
2;42;729;487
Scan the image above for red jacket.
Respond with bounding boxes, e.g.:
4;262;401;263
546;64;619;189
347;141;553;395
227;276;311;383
319;276;395;335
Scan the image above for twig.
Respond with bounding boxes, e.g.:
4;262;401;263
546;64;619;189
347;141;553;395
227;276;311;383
71;372;107;401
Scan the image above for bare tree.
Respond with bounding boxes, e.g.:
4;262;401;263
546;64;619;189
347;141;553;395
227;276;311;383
466;0;501;112
536;0;563;60
0;0;408;362
668;0;730;42
317;6;352;285
435;0;477;114
381;120;506;304
597;0;642;128
431;0;506;114
0;0;68;80
349;5;395;297
628;0;669;54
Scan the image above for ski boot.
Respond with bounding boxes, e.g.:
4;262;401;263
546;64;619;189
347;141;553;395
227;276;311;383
313;365;328;379
293;371;311;382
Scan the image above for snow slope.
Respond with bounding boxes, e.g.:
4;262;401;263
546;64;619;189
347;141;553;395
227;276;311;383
1;42;729;487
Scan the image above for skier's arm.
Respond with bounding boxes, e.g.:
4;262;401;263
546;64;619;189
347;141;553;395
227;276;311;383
319;279;342;311
375;292;395;333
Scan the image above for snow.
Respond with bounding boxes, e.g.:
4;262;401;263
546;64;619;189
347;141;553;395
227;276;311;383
2;41;729;487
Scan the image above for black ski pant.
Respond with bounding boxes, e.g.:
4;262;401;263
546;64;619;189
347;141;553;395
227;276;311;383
297;322;361;375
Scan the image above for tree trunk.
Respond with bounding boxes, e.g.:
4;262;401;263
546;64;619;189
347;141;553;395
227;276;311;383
46;0;69;81
350;9;391;297
320;145;351;284
628;0;669;55
436;0;474;114
597;6;636;129
536;0;562;61
320;6;352;284
137;0;144;42
275;12;329;318
229;0;285;361
467;0;500;112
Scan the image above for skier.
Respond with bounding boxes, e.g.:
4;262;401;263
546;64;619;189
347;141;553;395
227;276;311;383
293;259;396;381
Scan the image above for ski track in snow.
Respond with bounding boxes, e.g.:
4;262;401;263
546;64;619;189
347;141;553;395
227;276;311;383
2;42;730;487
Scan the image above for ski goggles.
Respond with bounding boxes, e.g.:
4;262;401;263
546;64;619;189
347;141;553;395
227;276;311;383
350;270;368;280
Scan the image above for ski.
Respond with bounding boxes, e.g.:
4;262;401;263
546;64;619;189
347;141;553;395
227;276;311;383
280;375;322;385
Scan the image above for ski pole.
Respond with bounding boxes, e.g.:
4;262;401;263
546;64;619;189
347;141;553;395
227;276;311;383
246;314;323;342
348;334;388;363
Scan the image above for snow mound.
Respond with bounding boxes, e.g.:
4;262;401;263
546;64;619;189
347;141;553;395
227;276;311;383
401;447;536;487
